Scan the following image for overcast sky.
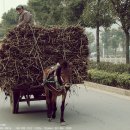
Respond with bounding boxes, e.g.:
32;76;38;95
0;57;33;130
0;0;28;22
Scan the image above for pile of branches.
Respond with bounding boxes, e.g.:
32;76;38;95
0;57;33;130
0;25;89;93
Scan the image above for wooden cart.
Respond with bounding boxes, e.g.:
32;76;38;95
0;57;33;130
9;85;46;114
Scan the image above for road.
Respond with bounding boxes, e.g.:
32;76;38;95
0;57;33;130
0;85;130;130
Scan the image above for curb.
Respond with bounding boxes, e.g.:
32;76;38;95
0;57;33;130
84;81;130;97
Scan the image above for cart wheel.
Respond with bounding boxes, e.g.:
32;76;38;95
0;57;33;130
10;91;19;114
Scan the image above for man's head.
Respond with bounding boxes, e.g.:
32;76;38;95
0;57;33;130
16;5;24;14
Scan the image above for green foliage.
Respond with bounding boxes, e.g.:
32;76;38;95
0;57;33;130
101;28;125;56
0;28;6;38
101;28;125;48
28;0;65;26
110;29;123;50
28;0;115;27
2;8;18;27
0;24;6;38
0;8;18;38
110;0;130;32
82;0;115;28
63;0;86;25
88;69;130;89
101;28;111;49
81;0;115;63
110;0;130;63
89;61;130;74
116;73;130;89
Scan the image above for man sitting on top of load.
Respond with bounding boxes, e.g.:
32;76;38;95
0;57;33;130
16;5;33;27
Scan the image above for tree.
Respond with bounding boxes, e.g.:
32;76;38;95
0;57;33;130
82;0;115;63
110;0;130;63
110;29;120;56
2;8;18;28
62;0;86;25
85;31;95;52
101;28;111;57
28;0;115;62
101;28;125;57
0;8;18;38
28;0;65;26
28;0;88;26
0;23;5;38
118;29;125;56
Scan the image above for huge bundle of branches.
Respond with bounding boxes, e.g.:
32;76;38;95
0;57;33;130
0;25;89;93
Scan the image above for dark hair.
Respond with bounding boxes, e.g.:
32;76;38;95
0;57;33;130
16;5;24;10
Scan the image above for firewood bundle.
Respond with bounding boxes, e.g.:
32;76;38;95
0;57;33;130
0;25;89;93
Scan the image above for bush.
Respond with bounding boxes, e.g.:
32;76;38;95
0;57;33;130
89;61;130;74
88;69;130;89
116;73;130;89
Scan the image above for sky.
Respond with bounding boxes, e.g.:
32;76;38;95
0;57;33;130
0;0;28;22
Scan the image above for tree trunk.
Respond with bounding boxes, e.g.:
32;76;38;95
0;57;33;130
125;31;130;64
96;23;100;63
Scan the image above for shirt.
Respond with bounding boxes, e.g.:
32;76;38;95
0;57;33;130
18;10;33;26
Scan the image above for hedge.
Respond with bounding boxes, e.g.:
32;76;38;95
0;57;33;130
89;61;130;74
88;69;130;89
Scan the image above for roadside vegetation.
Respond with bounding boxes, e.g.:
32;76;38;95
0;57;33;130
88;61;130;89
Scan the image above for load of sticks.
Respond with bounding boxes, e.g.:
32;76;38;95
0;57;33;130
0;25;89;93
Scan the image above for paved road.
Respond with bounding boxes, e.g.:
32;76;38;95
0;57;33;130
0;85;130;130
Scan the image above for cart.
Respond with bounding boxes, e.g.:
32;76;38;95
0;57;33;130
9;85;46;114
